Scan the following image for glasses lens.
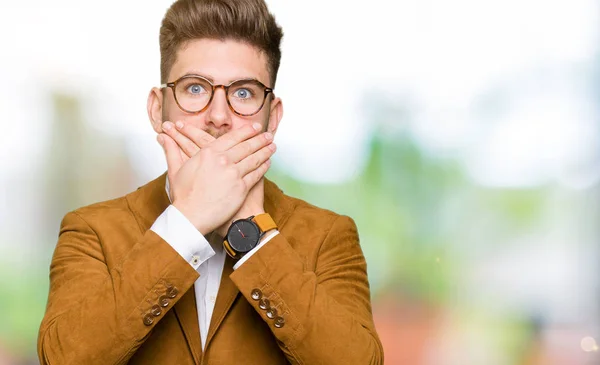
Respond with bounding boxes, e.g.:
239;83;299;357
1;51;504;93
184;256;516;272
227;80;267;115
175;77;213;112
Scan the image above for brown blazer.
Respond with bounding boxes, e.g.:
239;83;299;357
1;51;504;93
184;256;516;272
38;174;383;364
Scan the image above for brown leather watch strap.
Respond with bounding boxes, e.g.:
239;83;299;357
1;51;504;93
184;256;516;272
253;213;277;233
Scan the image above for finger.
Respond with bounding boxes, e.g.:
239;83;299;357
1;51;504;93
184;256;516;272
243;159;271;189
212;122;263;152
227;131;273;163
162;121;200;158
179;147;189;164
237;143;276;177
158;133;184;178
174;121;216;149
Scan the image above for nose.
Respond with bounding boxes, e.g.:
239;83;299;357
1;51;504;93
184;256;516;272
206;86;232;131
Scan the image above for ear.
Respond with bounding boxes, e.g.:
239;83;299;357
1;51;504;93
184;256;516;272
147;87;164;133
266;95;283;136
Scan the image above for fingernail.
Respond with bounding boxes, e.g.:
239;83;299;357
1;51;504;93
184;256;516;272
269;143;276;151
265;132;273;140
253;123;262;131
162;122;173;131
157;135;164;145
175;121;184;129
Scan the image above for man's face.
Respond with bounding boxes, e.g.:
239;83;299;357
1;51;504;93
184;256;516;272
148;39;282;139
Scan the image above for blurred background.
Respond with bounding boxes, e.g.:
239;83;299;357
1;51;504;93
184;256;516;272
1;0;599;364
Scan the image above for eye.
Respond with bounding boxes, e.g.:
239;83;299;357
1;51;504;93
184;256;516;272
233;88;253;99
187;84;206;94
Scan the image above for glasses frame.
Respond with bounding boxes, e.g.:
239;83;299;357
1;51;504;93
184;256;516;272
160;74;274;117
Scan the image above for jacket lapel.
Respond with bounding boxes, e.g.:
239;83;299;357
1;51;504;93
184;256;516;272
127;173;203;362
173;288;203;363
127;172;170;234
205;253;238;347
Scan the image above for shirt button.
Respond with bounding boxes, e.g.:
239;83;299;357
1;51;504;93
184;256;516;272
209;295;216;303
251;289;262;301
274;316;285;328
191;255;200;266
143;314;154;326
266;307;278;319
159;296;170;307
259;298;270;310
151;305;162;317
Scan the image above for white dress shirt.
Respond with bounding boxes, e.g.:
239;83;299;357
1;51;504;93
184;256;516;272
150;179;278;349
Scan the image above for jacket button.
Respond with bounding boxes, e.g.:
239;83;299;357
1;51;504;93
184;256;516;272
166;286;179;299
258;298;270;310
274;316;285;328
266;307;278;319
251;289;262;301
159;295;170;307
143;314;154;326
151;305;162;317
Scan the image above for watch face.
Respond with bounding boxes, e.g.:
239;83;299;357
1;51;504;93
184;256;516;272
226;219;260;253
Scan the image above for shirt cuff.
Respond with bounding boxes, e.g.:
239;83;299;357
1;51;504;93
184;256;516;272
233;230;279;270
151;205;215;270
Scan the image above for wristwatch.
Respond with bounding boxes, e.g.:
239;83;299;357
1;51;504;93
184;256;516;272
223;213;277;259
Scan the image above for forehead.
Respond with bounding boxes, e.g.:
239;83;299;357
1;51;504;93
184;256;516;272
169;39;271;86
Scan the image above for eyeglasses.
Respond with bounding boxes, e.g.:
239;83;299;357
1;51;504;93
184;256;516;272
160;75;274;117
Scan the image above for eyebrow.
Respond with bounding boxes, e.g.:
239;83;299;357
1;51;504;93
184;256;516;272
180;72;261;85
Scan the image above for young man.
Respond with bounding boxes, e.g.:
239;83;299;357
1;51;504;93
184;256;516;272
38;0;383;364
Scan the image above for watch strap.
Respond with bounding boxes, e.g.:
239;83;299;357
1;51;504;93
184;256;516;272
222;239;237;259
252;213;277;233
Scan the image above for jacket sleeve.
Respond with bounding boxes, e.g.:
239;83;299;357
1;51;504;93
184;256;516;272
37;211;199;365
230;215;384;365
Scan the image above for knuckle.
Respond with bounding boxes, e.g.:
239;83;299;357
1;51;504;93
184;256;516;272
182;140;193;151
195;131;208;144
262;147;272;159
203;147;216;157
245;143;254;156
226;166;239;179
254;133;266;145
218;154;228;166
188;132;200;145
